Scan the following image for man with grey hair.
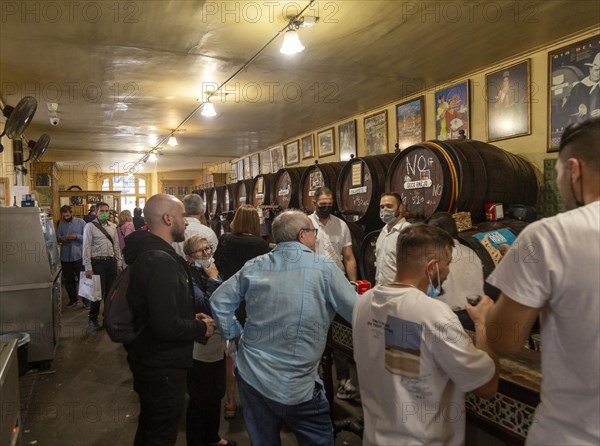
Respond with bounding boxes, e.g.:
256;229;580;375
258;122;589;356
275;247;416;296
211;210;358;446
173;193;218;258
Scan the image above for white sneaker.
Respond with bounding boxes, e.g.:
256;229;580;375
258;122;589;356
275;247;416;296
336;379;360;400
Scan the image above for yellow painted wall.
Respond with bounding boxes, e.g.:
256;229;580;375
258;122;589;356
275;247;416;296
213;27;598;183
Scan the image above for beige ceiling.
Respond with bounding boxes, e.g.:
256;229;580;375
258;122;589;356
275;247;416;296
1;0;599;173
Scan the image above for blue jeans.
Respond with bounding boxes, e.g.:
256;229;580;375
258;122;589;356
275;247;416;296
237;372;334;446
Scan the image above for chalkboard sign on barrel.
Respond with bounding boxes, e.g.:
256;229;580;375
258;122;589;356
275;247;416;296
299;161;346;213
386;140;538;222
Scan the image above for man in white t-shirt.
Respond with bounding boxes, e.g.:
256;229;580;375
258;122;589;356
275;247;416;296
487;117;600;445
375;192;410;285
308;186;359;400
353;224;499;445
173;194;219;258
428;212;485;331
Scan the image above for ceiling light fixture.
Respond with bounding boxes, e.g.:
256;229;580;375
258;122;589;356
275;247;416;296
148;153;158;162
280;27;305;55
168;136;178;146
201;101;217;117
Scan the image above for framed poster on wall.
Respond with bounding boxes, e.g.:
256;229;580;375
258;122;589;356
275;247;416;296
261;150;271;175
365;110;388;155
285;140;299;165
338;120;357;161
271;145;285;173
301;134;314;160
317;128;335;158
435;81;470;140
396;97;424;150
548;34;600;151
486;60;531;142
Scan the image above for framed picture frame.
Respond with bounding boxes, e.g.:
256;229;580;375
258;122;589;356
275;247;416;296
285;140;300;165
364;110;388;155
70;195;83;205
435;81;470;141
102;194;115;207
548;34;600;152
261;150;271;175
251;153;260;178
87;194;101;204
338;120;357;161
230;161;238;181
301;134;314;160
486;60;531;142
396;97;424;150
317;128;335;158
243;157;252;179
270;145;285;173
236;160;244;182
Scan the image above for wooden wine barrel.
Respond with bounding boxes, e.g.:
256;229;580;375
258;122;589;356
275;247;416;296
457;218;528;299
386;140;538;222
250;174;275;207
206;186;224;220
233;180;253;210
272;167;308;210
191;188;210;222
336;154;395;229
358;230;380;285
299;162;346;213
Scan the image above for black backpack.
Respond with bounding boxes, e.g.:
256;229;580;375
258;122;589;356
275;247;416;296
105;265;147;344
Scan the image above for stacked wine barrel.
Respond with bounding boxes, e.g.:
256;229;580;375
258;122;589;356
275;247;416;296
207;140;538;283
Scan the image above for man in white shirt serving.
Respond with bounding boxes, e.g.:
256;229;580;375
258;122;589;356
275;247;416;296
375;192;410;286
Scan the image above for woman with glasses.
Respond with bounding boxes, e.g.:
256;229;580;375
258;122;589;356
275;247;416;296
183;235;236;446
213;204;270;420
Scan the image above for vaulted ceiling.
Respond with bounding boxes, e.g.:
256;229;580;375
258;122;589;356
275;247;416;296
1;0;598;172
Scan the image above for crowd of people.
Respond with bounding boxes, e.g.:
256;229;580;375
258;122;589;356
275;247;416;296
55;117;599;445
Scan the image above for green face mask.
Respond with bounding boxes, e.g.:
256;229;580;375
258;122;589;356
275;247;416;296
98;212;110;221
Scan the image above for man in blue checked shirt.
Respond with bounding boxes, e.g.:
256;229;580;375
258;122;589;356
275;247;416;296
211;210;358;446
56;205;87;307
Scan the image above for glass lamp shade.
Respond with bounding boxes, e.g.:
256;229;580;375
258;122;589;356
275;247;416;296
280;29;305;55
201;102;217;117
167;137;178;146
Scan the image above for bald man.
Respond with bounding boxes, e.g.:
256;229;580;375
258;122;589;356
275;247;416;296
122;194;215;446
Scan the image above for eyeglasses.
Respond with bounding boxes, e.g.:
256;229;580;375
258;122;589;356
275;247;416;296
301;228;318;237
191;247;212;255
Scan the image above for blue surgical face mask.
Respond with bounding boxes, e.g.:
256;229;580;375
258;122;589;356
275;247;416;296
195;258;212;269
426;263;441;298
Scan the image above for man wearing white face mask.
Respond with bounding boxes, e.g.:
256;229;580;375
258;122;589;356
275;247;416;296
353;224;499;445
375;193;411;286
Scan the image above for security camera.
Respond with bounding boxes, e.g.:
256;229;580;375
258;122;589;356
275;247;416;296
49;117;60;126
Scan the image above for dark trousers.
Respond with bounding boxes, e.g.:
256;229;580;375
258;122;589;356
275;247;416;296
130;365;188;446
61;259;83;303
88;258;117;322
186;356;226;446
455;309;475;332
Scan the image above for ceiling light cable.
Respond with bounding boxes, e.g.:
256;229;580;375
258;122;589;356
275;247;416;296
128;0;316;174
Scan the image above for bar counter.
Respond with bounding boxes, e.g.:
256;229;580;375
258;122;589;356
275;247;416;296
326;317;541;445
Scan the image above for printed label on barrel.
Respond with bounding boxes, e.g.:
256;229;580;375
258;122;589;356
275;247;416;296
255;194;264;199
240;197;246;202
404;179;432;189
349;186;367;195
308;190;316;197
278;189;289;196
